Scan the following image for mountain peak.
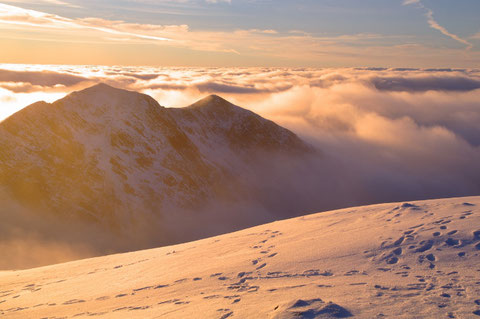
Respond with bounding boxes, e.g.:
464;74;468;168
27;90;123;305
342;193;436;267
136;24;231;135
171;94;313;155
90;82;114;90
203;94;230;103
73;83;132;96
188;94;240;112
60;83;162;113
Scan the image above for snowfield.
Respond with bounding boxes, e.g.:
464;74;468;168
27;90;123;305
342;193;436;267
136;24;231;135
1;196;480;318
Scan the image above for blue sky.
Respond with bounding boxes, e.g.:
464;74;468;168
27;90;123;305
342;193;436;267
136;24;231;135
0;0;479;66
9;0;480;36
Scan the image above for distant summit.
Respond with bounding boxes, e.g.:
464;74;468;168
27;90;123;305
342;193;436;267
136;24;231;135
189;94;232;107
77;82;121;93
0;84;314;248
173;92;309;154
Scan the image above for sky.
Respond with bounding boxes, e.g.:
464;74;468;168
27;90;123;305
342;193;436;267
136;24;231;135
0;0;479;67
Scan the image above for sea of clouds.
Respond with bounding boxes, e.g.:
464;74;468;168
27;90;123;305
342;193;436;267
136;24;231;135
1;65;480;268
2;64;479;200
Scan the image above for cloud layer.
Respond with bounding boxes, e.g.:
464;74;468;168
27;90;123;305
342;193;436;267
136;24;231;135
1;64;480;268
1;65;480;147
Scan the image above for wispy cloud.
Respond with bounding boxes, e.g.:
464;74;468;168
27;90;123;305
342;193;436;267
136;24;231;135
206;0;231;3
0;4;171;41
0;3;402;62
2;0;80;8
424;9;472;49
0;3;478;66
403;0;473;49
471;31;480;39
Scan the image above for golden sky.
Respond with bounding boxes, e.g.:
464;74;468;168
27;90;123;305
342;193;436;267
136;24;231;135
0;1;479;67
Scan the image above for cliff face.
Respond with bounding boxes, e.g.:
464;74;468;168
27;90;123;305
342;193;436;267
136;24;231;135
0;84;313;244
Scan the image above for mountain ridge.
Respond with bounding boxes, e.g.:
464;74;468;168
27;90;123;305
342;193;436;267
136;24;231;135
0;83;317;264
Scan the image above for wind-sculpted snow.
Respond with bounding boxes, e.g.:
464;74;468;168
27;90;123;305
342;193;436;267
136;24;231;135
0;196;479;318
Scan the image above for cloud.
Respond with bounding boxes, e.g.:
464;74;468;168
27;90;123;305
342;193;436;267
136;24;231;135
0;68;89;87
2;65;480;149
370;75;480;92
0;4;171;42
3;3;478;67
195;81;292;94
2;0;81;8
404;0;473;49
424;9;473;49
2;65;480;172
0;193;144;269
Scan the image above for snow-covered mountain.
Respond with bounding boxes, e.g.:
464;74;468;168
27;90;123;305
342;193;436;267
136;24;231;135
1;196;479;318
0;84;314;255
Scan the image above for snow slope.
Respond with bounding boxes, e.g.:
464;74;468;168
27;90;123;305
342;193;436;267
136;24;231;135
1;196;479;318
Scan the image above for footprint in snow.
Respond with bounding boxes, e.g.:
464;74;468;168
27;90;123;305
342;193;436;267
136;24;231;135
95;296;110;301
416;240;434;253
473;230;480;240
463;202;475;206
392;247;402;255
445;238;461;247
133;286;154;292
219;312;234;319
256;263;267;270
63;299;86;305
